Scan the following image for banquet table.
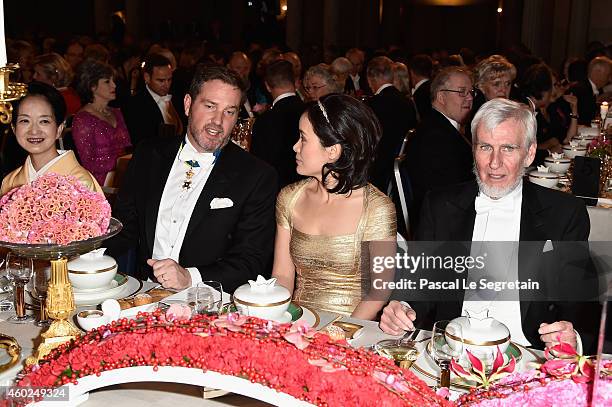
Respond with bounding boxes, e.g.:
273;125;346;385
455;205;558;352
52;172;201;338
0;281;546;406
588;202;612;241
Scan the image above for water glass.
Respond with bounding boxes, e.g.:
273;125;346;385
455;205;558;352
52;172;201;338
6;253;34;323
195;280;223;316
32;265;50;327
430;320;463;388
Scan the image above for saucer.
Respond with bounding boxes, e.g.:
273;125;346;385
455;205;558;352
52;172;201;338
74;275;142;306
72;279;119;294
273;311;293;323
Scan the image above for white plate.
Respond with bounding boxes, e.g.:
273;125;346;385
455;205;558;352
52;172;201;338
120;302;158;318
73;279;120;294
74;276;142;306
299;305;319;328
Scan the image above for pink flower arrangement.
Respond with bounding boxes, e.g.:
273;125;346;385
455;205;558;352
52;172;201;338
12;312;451;407
456;339;612;407
0;173;110;244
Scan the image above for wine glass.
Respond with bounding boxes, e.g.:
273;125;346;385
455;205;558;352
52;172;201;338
195;281;223;316
430;320;463;388
6;253;34;323
32;264;50;327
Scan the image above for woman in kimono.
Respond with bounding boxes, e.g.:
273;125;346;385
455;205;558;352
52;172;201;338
1;81;102;195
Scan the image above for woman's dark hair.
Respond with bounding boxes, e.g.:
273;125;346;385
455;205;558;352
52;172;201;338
305;93;381;195
520;63;553;101
12;81;67;126
74;59;114;103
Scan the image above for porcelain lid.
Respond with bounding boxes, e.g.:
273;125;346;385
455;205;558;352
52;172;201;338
68;248;116;273
544;156;571;164
563;144;587;151
449;313;510;345
233;276;291;305
529;170;559;179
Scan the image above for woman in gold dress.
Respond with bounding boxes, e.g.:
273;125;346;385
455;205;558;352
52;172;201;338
1;82;102;196
272;93;397;319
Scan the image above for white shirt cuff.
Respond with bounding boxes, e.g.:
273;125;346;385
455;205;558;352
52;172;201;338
186;267;202;287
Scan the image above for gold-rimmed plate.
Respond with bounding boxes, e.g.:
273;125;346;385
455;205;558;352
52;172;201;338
74;274;142;306
411;341;523;390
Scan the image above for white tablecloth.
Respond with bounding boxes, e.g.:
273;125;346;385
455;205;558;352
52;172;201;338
588;204;612;241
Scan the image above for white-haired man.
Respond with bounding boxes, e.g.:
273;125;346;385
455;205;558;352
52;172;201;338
380;98;598;352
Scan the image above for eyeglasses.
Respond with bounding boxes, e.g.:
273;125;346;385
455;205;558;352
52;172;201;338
440;88;477;98
304;84;327;93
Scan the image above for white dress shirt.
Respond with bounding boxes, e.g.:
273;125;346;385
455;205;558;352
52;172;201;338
436;108;460;131
350;74;361;91
374;83;393;96
147;85;176;125
589;78;599;96
463;182;532;346
411;79;428;95
26;150;68;183
272;92;296;108
152;137;216;287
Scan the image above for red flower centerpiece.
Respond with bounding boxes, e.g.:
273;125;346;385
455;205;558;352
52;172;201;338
13;311;451;407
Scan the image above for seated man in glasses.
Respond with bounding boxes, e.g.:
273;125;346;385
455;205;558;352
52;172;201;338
381;98;599;352
401;66;476;233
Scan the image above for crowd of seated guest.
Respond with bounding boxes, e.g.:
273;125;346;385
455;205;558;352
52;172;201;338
0;36;610;347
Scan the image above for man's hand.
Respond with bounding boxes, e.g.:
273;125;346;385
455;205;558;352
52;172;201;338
379;300;417;335
147;258;191;290
539;321;577;349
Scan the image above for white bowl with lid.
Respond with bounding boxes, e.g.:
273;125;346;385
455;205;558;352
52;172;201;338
529;169;559;188
68;248;117;290
543;156;571;174
562;144;587;159
233;276;291;321
447;312;510;360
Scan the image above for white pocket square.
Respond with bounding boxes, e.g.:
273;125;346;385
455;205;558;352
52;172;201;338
210;197;233;209
543;240;554;253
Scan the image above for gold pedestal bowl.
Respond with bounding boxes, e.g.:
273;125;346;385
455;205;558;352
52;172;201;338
0;218;122;365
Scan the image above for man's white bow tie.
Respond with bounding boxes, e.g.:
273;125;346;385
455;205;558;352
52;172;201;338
474;193;514;214
179;148;213;167
158;94;172;103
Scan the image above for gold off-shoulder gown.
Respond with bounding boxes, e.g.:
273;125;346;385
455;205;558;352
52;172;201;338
276;179;396;316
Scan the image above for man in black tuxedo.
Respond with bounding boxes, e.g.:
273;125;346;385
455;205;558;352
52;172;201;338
107;66;278;293
380;99;598;352
123;53;184;146
251;60;304;188
409;54;433;121
569;56;611;125
402;66;475;233
345;48;371;96
367;56;417;192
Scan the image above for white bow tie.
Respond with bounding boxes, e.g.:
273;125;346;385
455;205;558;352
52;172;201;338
157;94;172;103
474;194;515;214
178;148;213;167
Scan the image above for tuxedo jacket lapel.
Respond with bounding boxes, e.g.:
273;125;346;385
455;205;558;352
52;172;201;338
145;137;181;253
518;182;548;321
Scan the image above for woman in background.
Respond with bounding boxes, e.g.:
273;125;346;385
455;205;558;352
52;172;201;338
303;64;340;101
32;52;81;116
72;60;131;185
1;82;101;195
272;94;396;319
